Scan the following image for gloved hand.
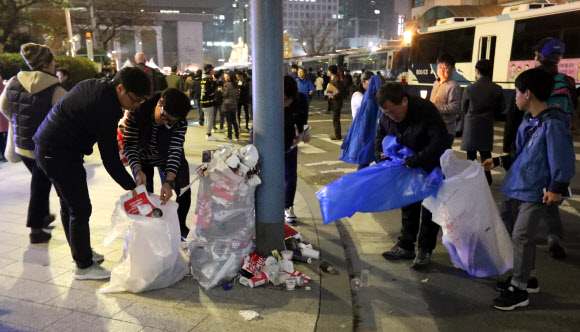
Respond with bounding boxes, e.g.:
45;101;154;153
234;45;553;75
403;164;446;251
402;157;418;168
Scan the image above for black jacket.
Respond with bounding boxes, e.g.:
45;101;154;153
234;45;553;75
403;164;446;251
375;96;451;172
33;78;135;190
237;77;251;105
284;93;309;151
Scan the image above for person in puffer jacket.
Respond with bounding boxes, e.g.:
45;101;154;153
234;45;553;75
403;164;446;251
483;68;575;311
0;43;67;243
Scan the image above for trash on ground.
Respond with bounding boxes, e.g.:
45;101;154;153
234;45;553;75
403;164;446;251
239;310;260;321
421;278;429;283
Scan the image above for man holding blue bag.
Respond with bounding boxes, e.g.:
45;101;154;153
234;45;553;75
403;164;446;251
376;83;451;269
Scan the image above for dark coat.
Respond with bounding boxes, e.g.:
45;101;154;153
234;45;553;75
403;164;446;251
460;76;504;152
284;93;308;151
33;78;135;190
375;96;451;172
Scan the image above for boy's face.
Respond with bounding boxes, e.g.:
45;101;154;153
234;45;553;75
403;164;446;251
515;88;530;111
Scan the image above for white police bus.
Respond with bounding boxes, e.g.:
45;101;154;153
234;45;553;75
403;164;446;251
405;1;580;100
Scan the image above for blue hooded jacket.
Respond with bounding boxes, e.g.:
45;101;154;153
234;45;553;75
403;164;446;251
296;77;315;103
339;75;382;165
500;108;575;203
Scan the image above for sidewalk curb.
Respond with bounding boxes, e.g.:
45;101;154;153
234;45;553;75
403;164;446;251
297;178;353;331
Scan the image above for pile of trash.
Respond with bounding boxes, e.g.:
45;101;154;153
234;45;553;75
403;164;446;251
236;225;319;290
188;144;261;290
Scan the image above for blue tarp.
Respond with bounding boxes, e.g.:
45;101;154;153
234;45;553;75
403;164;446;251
317;136;444;224
339;75;382;165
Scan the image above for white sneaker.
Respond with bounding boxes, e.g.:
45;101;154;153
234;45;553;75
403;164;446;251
71;249;104;264
285;207;297;223
206;135;218;141
72;263;111;280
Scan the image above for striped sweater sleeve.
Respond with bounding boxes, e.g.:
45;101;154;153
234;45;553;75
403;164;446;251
123;110;141;172
165;120;188;175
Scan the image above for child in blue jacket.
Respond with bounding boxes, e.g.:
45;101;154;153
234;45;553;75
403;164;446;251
483;68;575;311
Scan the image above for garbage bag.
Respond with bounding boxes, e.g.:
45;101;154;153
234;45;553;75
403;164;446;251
339;75;382;165
422;150;513;277
101;194;190;293
188;145;257;290
317;136;444;224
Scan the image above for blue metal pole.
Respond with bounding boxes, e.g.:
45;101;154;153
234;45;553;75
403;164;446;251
251;0;285;256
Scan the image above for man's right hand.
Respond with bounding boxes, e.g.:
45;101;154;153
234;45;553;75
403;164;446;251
135;170;147;187
482;158;495;171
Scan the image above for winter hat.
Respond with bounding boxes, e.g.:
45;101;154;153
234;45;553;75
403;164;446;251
203;64;214;73
20;43;54;70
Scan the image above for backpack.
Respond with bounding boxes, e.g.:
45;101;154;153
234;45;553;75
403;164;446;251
144;66;168;92
548;73;575;116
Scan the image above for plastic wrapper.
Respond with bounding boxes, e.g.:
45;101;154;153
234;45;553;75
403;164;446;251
423;150;513;277
101;194;190;293
317;136;444;224
188;145;259;290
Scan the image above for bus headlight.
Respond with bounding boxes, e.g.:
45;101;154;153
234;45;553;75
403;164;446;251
403;30;412;45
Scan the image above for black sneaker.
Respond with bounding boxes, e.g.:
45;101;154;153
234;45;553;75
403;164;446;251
548;235;567;259
411;248;431;270
493;286;529;311
382;245;415;260
43;214;56;228
29;230;51;244
496;276;539;294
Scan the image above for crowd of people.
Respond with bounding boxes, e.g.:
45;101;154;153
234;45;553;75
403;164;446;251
0;37;577;312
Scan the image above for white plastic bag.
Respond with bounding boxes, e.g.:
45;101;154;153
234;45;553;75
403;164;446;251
101;194;190;293
423;150;513;277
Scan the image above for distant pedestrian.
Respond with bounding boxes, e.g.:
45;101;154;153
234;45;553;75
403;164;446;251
0;43;67;243
296;67;315;108
290;64;299;79
220;71;239;141
236;71;251;131
460;59;504;185
430;54;462;139
201;64;218;141
314;72;324;99
190;69;203;126
56;68;75;91
306;67;317;83
327;65;345;140
0;74;7;162
165;66;181;89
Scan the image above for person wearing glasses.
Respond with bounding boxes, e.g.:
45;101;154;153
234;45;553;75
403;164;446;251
33;67;151;280
430;53;462;140
122;88;192;240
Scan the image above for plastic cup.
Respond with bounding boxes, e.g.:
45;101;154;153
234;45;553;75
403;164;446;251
281;250;293;261
285;278;296;291
222;278;234;291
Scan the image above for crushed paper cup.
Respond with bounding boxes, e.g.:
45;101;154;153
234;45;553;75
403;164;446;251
239;310;260;321
282;269;311;283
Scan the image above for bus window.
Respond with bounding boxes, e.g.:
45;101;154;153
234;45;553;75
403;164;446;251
387;55;393;70
511;11;580;61
479;37;488;61
489;36;497;65
411;27;475;65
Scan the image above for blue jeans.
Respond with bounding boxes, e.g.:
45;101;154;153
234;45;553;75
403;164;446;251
194;98;203;122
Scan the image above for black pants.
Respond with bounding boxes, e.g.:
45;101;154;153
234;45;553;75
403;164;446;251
19;155;52;229
0;132;7;159
397;201;440;253
466;151;492;185
36;147;94;269
237;103;250;129
138;158;191;238
329;98;343;137
284;147;298;209
224;112;239;139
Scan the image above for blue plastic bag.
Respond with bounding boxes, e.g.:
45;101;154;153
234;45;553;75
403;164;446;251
317;136;444;225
